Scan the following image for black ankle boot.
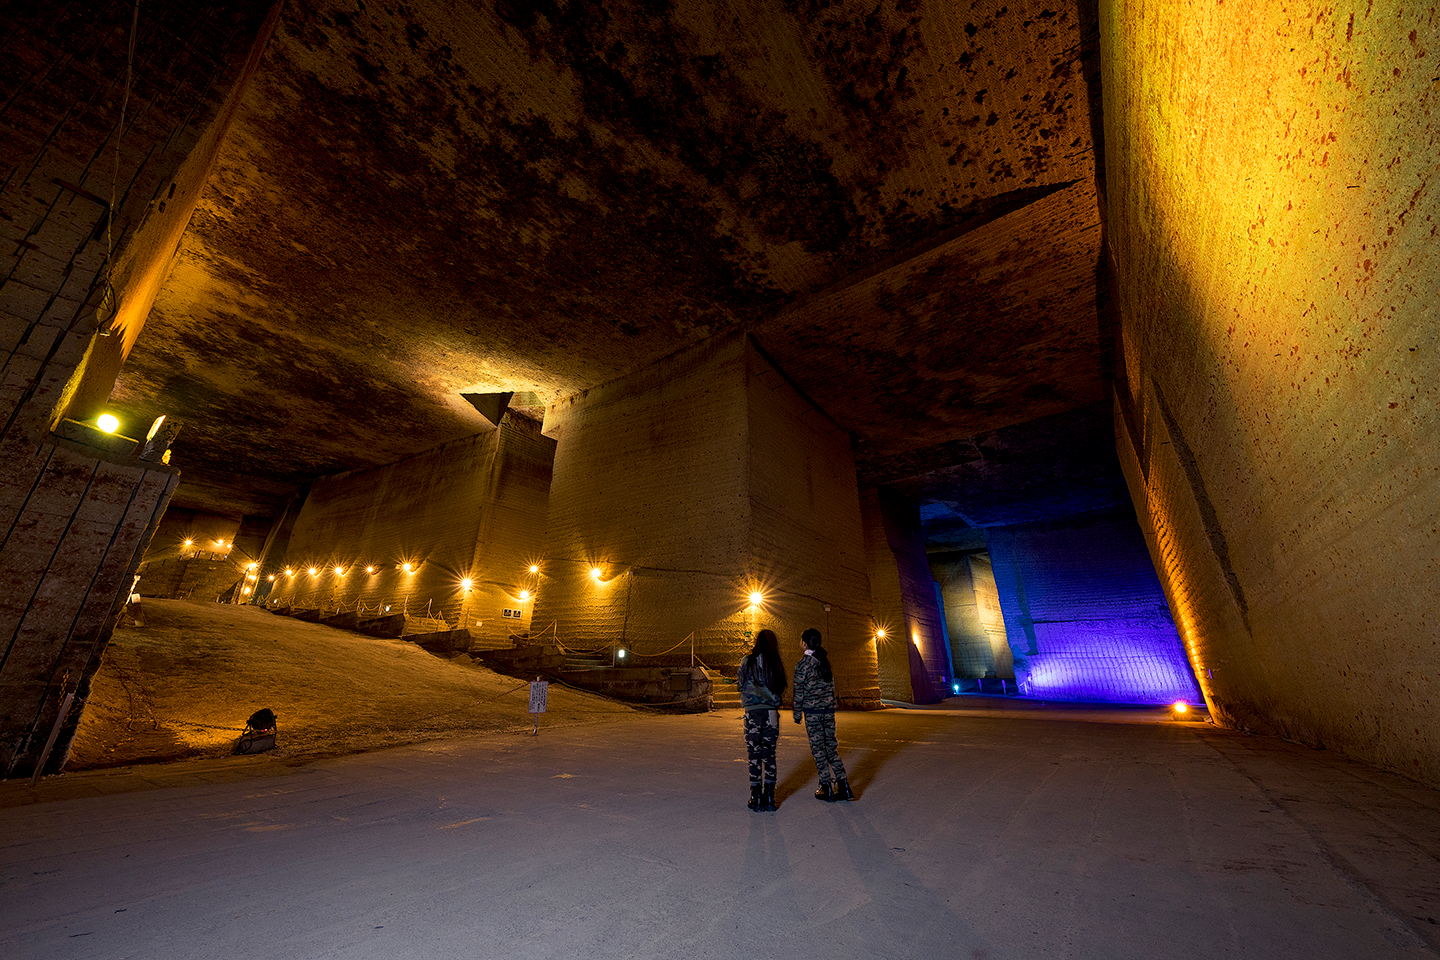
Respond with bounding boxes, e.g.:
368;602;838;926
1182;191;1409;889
748;785;762;811
762;784;776;811
834;779;856;801
814;783;833;802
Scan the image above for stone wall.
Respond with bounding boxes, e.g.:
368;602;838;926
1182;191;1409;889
538;334;881;705
862;485;949;703
264;414;553;646
1104;2;1440;781
0;436;177;777
139;558;247;604
986;510;1201;703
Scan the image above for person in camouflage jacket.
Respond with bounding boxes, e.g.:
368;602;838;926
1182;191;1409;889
791;628;855;802
738;628;786;812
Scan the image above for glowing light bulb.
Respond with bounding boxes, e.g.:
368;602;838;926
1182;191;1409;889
617;648;627;660
402;563;414;574
875;628;887;639
749;591;763;606
334;566;345;576
184;539;193;547
519;590;530;601
284;568;293;576
529;565;539;574
97;414;119;433
461;578;473;590
1172;701;1190;715
590;567;603;580
308;568;318;576
366;566;375;574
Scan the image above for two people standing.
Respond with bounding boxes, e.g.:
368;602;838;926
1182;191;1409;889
737;626;855;811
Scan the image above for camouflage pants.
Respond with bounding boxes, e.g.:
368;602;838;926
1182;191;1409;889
743;709;779;786
803;711;846;787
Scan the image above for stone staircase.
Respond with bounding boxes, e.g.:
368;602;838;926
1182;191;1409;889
705;666;742;711
563;653;611;672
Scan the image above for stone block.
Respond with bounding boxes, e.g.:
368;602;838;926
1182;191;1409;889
0;278;52;321
411;628;473;654
50;420;138;459
71;460;146;527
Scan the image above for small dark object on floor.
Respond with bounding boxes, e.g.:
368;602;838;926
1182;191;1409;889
235;708;278;755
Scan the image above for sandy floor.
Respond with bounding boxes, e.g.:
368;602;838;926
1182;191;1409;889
66;599;637;770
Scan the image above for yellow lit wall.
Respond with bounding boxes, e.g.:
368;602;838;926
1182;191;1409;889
266;413;553;645
1105;2;1439;782
537;333;881;705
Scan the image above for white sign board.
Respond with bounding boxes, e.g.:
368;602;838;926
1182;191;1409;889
528;681;549;714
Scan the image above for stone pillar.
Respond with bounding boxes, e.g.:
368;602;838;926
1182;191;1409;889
0;0;279;778
1104;1;1440;782
0;433;178;777
537;333;881;706
930;550;1014;684
861;485;949;703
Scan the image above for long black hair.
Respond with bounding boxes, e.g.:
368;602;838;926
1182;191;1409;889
749;628;787;695
802;627;832;682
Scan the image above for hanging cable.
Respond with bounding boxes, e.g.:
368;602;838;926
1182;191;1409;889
101;0;140;331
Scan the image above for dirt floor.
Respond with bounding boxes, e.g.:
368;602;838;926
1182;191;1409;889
66;599;638;770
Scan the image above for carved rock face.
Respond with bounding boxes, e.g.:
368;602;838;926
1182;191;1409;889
109;0;1107;521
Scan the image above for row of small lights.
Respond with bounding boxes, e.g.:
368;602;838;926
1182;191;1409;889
226;549;953;690
186;531;1204;716
264;562;549;600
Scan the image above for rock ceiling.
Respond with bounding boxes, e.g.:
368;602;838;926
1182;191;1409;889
110;0;1119;526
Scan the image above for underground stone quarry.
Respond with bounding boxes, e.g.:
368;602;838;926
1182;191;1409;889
0;0;1436;798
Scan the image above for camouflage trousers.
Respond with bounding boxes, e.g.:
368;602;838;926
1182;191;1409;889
803;711;847;787
743;709;779;787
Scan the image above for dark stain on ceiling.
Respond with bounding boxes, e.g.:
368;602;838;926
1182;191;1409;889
109;0;1112;525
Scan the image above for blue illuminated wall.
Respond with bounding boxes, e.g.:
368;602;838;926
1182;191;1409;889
985;509;1200;703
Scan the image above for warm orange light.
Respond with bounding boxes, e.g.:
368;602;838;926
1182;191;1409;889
246;573;257;581
308;567;318;576
460;578;473;590
96;413;119;433
267;574;276;581
529;564;539;574
184;539;194;547
284;568;294;576
365;565;375;574
247;562;258;571
518;589;530;601
241;586;251;595
334;566;345;576
875;628;887;639
749;590;764;606
1172;701;1190;715
402;563;414;574
590;567;604;581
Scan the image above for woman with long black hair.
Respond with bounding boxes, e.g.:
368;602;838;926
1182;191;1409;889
737;628;786;811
